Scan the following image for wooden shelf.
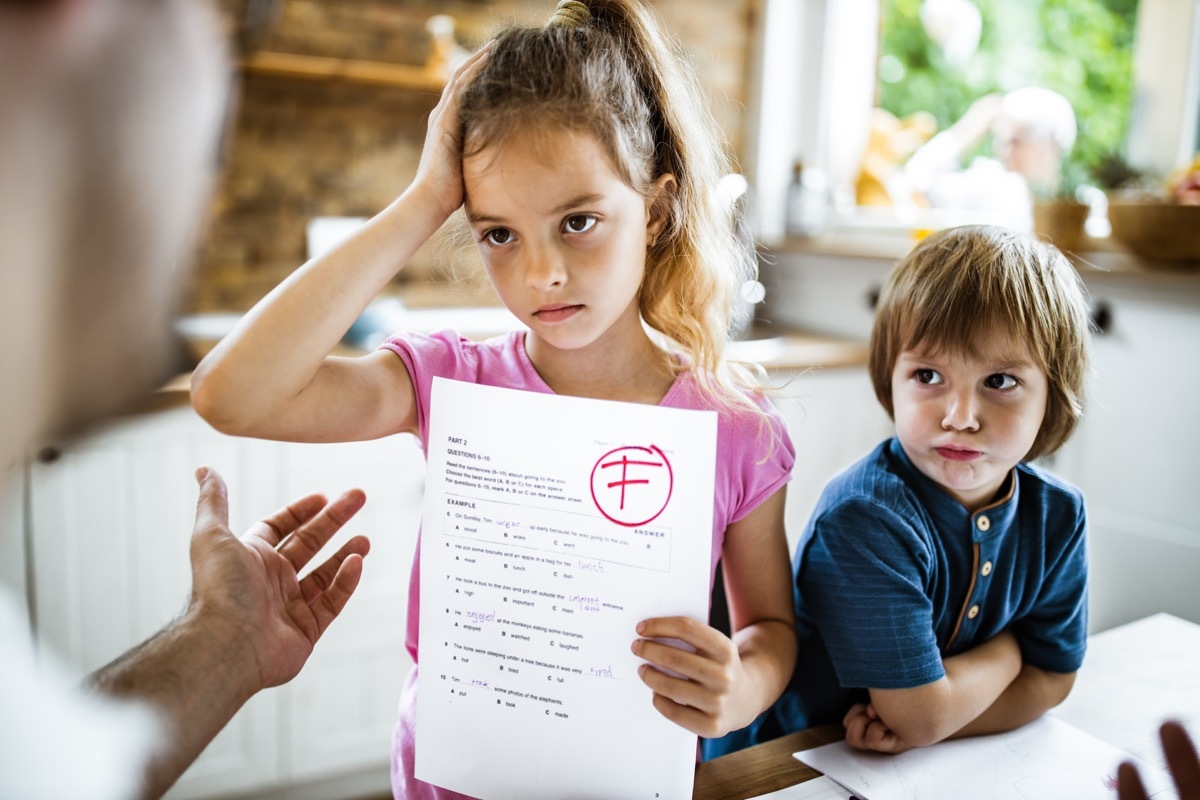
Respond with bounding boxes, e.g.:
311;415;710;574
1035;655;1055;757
240;50;445;91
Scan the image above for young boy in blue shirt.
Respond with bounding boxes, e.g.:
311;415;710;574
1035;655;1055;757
706;223;1092;757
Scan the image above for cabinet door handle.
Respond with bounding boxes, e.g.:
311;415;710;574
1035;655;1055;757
867;284;881;310
1090;300;1113;335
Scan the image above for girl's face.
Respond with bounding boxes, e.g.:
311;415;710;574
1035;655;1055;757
462;126;665;356
890;327;1049;511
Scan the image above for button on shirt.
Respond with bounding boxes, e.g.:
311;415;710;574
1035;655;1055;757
768;437;1089;737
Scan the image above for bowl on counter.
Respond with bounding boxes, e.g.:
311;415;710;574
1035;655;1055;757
174;311;242;367
1107;200;1200;266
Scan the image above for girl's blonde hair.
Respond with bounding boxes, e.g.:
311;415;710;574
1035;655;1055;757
869;225;1091;461
460;0;763;413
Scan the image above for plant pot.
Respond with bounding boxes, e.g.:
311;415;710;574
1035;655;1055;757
1033;200;1090;254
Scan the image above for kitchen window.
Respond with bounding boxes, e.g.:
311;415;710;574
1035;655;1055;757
746;0;1200;242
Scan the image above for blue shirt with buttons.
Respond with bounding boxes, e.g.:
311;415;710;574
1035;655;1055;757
703;436;1088;758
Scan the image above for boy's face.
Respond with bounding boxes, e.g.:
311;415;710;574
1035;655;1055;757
891;326;1049;512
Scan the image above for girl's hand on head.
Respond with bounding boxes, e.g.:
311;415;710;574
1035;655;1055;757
843;702;914;755
414;39;495;218
631;616;757;739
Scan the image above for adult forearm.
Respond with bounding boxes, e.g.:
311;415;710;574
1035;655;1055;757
951;665;1075;739
86;611;260;800
190;184;448;433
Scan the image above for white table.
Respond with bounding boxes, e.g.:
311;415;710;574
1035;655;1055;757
1053;612;1200;775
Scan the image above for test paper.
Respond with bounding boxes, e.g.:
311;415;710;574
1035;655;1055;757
415;378;717;800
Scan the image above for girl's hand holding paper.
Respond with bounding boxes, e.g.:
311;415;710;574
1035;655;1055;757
633;615;759;738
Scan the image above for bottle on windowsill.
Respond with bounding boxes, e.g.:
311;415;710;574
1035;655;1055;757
785;159;828;237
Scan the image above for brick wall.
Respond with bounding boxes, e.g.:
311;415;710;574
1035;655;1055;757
192;0;758;312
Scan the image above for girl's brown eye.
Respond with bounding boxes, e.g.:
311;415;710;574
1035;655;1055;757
564;215;596;233
486;228;512;245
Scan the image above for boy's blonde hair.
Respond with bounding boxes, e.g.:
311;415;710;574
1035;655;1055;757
460;0;762;411
869;225;1091;461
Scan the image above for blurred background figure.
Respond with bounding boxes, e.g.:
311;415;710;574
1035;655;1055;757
901;86;1078;228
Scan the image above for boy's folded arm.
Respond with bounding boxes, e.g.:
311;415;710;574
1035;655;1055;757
950;664;1076;739
868;629;1022;747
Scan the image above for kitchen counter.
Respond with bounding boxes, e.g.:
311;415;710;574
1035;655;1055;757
772;232;1200;290
727;325;869;370
139;316;869;414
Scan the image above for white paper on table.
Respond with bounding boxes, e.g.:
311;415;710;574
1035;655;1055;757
1053;613;1200;777
415;378;717;800
745;775;859;800
794;715;1179;800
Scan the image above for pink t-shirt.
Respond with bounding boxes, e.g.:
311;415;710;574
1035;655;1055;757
380;329;794;800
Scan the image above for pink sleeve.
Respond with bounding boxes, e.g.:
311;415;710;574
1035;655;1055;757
727;396;795;525
378;330;477;451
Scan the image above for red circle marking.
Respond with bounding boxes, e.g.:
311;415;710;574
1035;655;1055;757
589;444;674;527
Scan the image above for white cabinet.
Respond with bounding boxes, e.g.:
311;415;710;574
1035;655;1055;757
1;459;27;619
770;367;894;557
281;435;424;789
759;248;892;342
26;405;423;799
1048;277;1200;633
758;249;898;556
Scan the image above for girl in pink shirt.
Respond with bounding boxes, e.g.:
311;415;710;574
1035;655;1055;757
192;1;797;796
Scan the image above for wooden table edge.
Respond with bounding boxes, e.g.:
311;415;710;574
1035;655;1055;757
693;724;844;800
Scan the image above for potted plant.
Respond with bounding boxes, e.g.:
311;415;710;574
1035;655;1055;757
1031;161;1090;254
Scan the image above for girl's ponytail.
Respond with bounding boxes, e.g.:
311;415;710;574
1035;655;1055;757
582;0;759;408
546;0;593;28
